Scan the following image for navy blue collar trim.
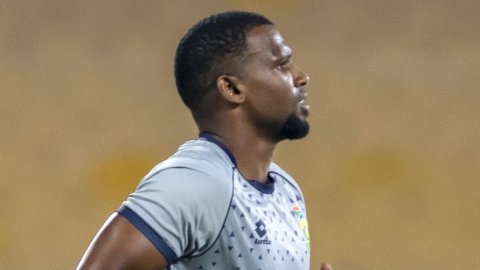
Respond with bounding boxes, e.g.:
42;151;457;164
199;132;275;194
199;132;237;166
247;174;275;194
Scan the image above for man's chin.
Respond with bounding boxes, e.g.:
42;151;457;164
279;115;310;140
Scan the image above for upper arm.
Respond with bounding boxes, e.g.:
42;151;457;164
122;166;233;258
76;213;168;270
77;162;233;269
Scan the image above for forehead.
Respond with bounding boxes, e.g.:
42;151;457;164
244;25;292;60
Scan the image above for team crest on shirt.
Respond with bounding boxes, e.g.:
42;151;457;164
291;204;310;250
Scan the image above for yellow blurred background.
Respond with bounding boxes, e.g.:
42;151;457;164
1;0;479;269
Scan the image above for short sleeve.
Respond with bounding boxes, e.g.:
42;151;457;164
119;165;233;263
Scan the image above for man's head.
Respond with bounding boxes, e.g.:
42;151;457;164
174;11;272;112
175;11;310;141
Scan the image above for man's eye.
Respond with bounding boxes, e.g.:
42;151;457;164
276;62;289;70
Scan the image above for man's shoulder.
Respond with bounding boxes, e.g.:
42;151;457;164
268;162;294;181
269;162;303;193
141;139;234;186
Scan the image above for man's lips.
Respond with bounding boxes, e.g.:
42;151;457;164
299;98;310;117
298;88;309;116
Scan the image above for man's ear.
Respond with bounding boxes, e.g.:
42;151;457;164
216;75;246;105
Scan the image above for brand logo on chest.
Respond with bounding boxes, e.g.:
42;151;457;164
252;219;272;245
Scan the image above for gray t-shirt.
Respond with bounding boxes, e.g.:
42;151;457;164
119;134;310;269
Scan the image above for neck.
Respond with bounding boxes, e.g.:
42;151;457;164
200;128;277;183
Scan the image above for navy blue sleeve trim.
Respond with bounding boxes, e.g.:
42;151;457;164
117;205;178;264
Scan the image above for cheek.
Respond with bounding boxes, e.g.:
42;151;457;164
245;71;296;115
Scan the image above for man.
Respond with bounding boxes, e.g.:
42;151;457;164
77;11;332;270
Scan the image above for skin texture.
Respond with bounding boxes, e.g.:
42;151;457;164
77;24;331;270
237;26;310;141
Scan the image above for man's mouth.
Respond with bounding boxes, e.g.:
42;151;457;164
299;99;310;117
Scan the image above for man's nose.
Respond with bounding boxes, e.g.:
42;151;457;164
294;66;309;87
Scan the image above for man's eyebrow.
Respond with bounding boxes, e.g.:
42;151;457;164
274;52;292;63
276;45;292;60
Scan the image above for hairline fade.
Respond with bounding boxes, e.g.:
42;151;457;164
174;11;273;112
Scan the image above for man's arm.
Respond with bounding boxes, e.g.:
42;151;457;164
76;213;168;270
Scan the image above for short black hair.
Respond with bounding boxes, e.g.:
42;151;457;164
174;11;273;111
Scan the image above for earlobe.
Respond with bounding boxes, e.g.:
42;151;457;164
216;75;245;104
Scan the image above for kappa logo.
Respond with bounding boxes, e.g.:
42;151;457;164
253;219;272;245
